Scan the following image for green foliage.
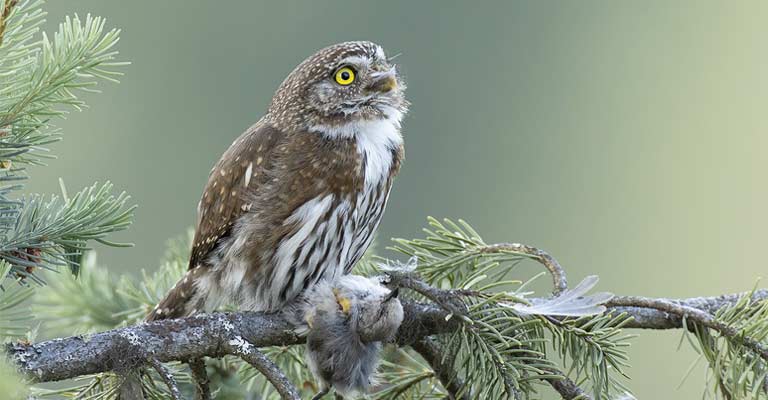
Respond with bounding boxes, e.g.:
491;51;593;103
0;260;33;339
0;356;29;400
683;289;768;400
0;3;126;162
33;252;138;335
2;181;135;280
0;0;132;283
543;313;634;397
388;218;632;400
390;217;523;290
0;1;134;398
117;234;190;322
372;348;447;399
36;368;192;400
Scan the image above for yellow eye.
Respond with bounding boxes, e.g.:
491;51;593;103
334;66;356;85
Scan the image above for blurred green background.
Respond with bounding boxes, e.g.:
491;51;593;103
32;1;768;398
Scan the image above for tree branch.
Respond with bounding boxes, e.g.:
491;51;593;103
540;367;593;400
5;301;454;383
188;358;211;400
222;336;301;400
607;289;768;330
480;243;568;295
411;337;469;400
149;358;182;400
5;288;767;397
608;294;768;361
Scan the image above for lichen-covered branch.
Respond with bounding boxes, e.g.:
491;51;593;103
6;289;766;389
223;336;301;400
608;294;768;361
608;289;768;330
149;358;182;400
5;300;454;383
188;357;211;400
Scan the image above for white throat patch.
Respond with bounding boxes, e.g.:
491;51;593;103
312;108;403;185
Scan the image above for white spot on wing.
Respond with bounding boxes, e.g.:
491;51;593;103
244;162;253;187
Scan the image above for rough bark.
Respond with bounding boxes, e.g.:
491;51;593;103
7;290;766;384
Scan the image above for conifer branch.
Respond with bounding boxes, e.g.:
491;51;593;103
609;290;768;329
540;367;593;400
479;242;568;295
188;358;211;400
149;358;182;400
411;337;469;400
607;295;768;361
223;337;301;400
7;291;765;389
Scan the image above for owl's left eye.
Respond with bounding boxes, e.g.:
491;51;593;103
334;66;356;86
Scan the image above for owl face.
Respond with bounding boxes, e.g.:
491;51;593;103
306;43;404;121
268;41;408;131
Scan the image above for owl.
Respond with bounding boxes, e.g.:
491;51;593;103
147;41;408;321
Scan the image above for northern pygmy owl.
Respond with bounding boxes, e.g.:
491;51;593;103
147;41;407;321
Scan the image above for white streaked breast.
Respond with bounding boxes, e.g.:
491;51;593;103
269;194;334;306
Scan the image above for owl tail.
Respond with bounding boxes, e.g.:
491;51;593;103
145;269;206;321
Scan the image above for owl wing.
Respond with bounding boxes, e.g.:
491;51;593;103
189;120;282;270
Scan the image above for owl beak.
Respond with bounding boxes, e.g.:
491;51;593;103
368;66;398;94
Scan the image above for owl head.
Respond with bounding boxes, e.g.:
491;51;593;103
267;41;408;134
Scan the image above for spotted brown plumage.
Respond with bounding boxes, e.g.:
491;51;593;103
147;41;407;321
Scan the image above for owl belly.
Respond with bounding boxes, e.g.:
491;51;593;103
204;119;402;313
251;181;390;312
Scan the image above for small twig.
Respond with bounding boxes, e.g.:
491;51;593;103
117;370;144;400
480;243;568;295
385;271;469;318
188;358;211;400
540;367;593;400
149;358;183;400
412;337;470;400
608;296;768;361
223;336;301;400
